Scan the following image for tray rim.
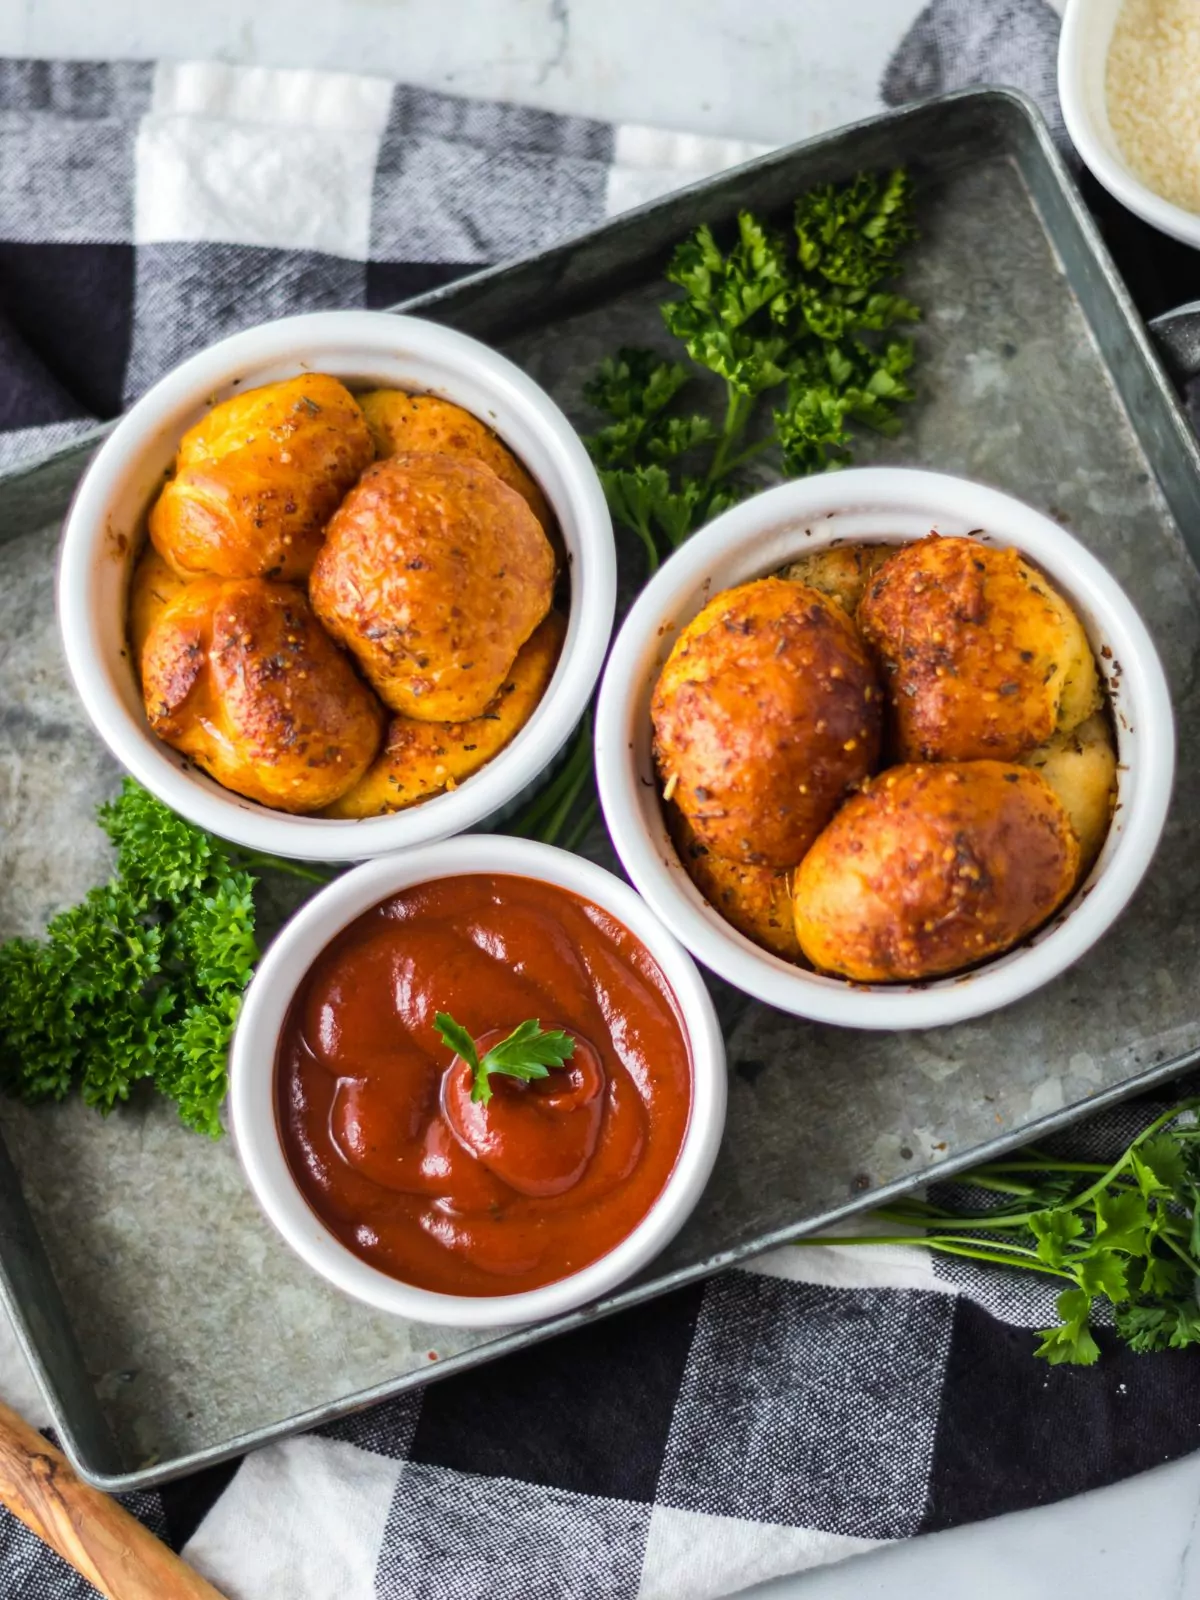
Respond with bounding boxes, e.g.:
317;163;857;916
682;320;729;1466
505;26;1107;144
3;82;1200;1492
45;1044;1200;1494
7;85;1199;496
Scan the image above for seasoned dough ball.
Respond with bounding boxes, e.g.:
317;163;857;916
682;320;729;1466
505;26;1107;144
652;576;882;868
359;390;555;534
128;544;188;663
1021;712;1117;874
779;543;891;615
142;578;384;812
669;808;800;961
857;534;1102;762
793;761;1080;982
149;374;373;581
309;452;555;722
322;611;565;817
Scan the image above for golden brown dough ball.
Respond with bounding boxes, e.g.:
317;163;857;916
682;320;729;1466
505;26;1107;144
148;374;373;582
792;761;1080;982
128;544;188;663
141;578;384;812
1021;712;1117;874
857;534;1102;763
359;390;556;535
669;808;800;961
651;577;882;868
322;611;565;817
779;543;891;615
309;452;555;722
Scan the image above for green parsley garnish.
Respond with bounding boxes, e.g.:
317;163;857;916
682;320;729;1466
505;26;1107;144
435;1012;576;1106
0;751;597;1138
506;713;597;850
0;779;326;1137
795;1100;1200;1364
582;168;920;574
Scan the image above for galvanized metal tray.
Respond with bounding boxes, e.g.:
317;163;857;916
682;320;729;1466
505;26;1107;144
4;87;1200;1493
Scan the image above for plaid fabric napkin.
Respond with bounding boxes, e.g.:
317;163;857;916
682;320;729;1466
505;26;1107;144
3;8;1200;1597
0;56;766;474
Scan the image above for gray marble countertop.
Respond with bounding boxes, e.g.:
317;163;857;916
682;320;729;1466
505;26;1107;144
3;0;1198;1594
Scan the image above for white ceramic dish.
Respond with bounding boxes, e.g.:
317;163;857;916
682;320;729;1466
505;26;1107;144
57;310;614;861
228;834;726;1327
595;467;1175;1031
1059;0;1200;250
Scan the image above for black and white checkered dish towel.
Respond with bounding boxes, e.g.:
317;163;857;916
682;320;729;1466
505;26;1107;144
4;16;1200;1600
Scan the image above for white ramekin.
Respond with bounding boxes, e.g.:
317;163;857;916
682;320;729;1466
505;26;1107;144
1059;0;1200;250
228;834;726;1327
57;311;614;861
595;467;1175;1031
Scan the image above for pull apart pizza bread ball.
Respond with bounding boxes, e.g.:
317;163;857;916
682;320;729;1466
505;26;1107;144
127;545;188;662
669;808;800;961
322;611;566;817
149;375;373;582
779;544;891;616
358;390;556;538
1020;712;1117;874
651;576;883;869
141;578;384;812
310;452;556;722
857;534;1102;762
792;761;1080;982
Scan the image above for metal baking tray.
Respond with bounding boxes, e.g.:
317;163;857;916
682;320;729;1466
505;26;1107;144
4;87;1200;1493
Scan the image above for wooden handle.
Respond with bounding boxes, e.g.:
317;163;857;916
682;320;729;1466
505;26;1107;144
0;1400;226;1600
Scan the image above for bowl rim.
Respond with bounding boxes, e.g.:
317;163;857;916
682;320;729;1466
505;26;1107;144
1058;0;1200;249
56;309;615;861
594;465;1176;1031
228;834;727;1327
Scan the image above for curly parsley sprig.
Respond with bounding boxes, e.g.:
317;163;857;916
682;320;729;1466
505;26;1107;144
583;169;920;573
0;779;329;1137
0;774;602;1136
795;1101;1200;1364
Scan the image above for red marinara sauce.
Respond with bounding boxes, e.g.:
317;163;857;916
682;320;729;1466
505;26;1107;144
276;873;693;1295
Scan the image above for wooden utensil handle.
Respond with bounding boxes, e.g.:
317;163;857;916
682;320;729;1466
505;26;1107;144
0;1400;226;1599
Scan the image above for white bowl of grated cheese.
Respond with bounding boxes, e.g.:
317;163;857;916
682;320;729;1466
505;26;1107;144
1059;0;1200;250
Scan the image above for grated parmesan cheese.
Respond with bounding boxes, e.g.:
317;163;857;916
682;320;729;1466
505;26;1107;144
1107;0;1200;214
